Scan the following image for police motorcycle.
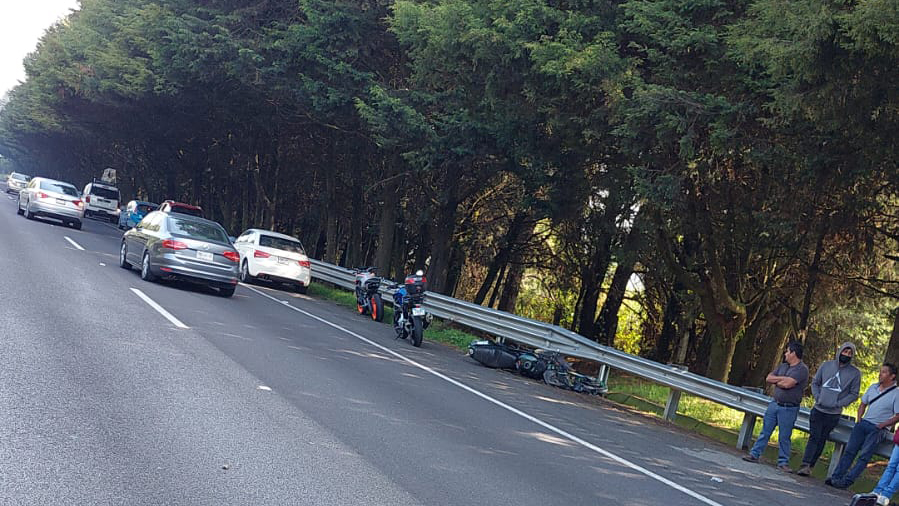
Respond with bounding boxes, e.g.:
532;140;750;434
388;270;431;347
353;267;384;322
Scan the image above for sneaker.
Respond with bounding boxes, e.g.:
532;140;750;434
877;495;889;506
742;454;759;463
777;464;793;473
831;480;849;490
825;478;834;486
796;464;811;476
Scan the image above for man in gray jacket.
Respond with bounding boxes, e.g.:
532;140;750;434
796;342;861;476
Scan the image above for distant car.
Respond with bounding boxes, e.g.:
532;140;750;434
233;228;312;293
5;172;31;194
158;200;204;218
118;200;158;229
82;181;121;223
119;211;239;297
17;177;84;229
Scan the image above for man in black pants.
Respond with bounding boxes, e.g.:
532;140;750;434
795;343;860;476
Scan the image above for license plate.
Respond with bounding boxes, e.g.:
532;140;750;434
56;198;67;205
196;251;214;262
277;257;289;265
412;307;426;316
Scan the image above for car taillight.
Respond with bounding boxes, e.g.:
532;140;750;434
73;200;83;208
223;251;240;262
254;250;270;258
298;260;311;268
160;239;188;250
85;195;91;203
36;192;49;199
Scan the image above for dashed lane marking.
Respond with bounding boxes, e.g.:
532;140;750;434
130;288;189;329
64;236;85;251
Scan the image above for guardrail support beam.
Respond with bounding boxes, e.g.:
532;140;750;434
663;389;682;421
737;413;757;450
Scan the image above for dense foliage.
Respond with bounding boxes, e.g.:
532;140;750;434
2;0;897;383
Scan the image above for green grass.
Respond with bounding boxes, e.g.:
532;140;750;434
307;280;887;491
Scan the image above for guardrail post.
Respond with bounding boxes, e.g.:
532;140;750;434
737;413;757;450
664;389;682;421
828;441;845;476
597;364;610;386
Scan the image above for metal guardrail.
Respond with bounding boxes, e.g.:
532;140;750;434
309;259;891;469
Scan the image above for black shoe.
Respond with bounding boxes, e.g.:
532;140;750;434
742;454;759;463
825;478;833;486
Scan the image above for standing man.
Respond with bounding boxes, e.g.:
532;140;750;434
827;363;899;489
743;341;810;472
796;343;861;476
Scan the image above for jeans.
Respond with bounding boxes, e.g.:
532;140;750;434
830;419;886;486
750;401;800;466
802;408;842;467
873;445;899;499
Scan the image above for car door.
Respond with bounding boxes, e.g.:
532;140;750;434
20;179;36;209
127;212;154;262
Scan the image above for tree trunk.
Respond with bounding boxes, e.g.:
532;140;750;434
576;239;613;338
498;260;525;313
487;263;507;309
884;310;899;367
324;168;339;265
374;178;399;278
594;259;636;345
426;165;461;294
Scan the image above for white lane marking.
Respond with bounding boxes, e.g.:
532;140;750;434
257;385;272;391
64;236;85;251
129;288;189;329
242;283;723;506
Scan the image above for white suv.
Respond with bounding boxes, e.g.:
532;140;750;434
82;181;121;223
233;229;312;293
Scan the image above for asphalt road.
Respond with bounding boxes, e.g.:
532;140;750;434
0;184;859;505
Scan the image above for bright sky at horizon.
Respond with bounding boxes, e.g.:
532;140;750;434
0;1;81;99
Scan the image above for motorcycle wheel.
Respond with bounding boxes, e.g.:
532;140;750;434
356;292;367;315
410;315;423;347
370;294;384;322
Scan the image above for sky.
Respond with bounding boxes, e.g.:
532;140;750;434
0;1;81;99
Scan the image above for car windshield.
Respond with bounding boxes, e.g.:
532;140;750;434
259;235;305;254
40;181;79;197
90;186;120;200
168;217;228;243
136;204;156;213
11;173;28;181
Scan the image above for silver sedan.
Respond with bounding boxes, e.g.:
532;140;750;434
17;177;85;229
119;211;240;297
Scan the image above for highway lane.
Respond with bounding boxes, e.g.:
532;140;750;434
0;187;858;505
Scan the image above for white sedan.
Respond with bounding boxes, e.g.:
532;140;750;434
233;229;312;293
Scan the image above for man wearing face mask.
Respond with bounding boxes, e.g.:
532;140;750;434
795;343;861;476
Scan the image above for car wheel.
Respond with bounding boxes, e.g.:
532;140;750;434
23;203;33;220
295;283;308;294
239;261;254;283
140;251;157;282
16;198;23;215
71;220;82;230
218;285;236;298
119;242;131;270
